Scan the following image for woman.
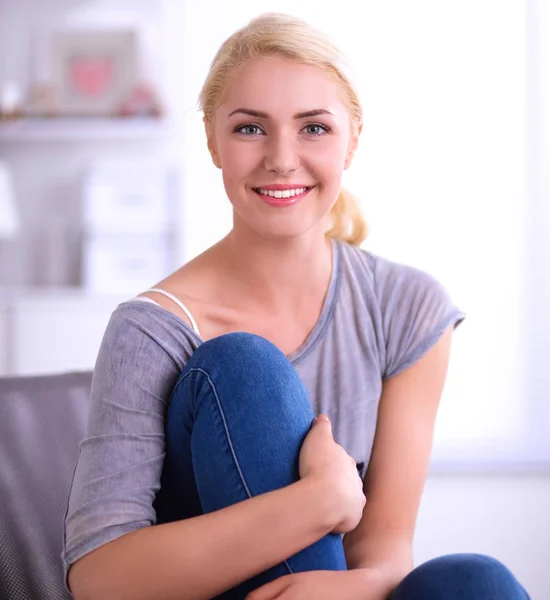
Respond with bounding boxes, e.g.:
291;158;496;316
63;13;530;600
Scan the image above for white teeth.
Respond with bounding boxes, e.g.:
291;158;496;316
257;187;307;198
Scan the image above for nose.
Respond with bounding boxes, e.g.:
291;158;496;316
263;131;300;175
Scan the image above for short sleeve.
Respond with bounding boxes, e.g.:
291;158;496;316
373;258;465;380
61;303;197;585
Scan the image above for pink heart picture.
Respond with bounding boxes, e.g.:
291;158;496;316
69;56;113;98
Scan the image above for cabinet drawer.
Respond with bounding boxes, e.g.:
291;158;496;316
82;233;174;294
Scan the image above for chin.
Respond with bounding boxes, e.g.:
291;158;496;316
234;206;327;241
256;221;323;241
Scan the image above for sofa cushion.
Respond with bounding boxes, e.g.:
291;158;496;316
0;371;92;600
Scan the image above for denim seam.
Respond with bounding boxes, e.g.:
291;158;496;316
176;366;295;576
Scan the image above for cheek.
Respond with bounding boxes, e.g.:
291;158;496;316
220;140;260;180
308;141;348;183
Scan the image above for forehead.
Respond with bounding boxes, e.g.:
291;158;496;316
219;55;347;118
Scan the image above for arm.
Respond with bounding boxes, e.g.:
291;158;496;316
65;307;350;600
343;327;454;596
223;329;455;600
69;475;343;600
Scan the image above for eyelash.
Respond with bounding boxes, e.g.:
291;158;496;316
234;123;331;137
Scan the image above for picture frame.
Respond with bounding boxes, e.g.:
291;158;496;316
51;29;137;117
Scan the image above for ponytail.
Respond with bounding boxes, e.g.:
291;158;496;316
326;188;368;246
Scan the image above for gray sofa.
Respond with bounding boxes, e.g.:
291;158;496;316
0;371;93;600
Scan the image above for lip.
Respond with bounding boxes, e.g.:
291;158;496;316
253;186;313;207
253;183;314;191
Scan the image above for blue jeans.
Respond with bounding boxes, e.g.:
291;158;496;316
153;333;530;600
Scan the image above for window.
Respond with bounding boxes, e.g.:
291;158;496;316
342;0;549;468
345;0;550;468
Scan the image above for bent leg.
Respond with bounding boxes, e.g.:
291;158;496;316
153;333;346;599
390;553;531;600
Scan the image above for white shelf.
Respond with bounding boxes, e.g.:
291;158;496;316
0;285;129;303
0;118;181;142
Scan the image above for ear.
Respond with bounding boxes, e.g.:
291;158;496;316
204;116;222;169
344;120;363;170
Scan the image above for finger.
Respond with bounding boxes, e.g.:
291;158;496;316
312;414;332;434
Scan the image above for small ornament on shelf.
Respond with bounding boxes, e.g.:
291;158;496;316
0;81;23;120
24;83;60;119
116;82;163;119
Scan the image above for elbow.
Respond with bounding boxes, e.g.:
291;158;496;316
68;556;118;600
68;564;97;600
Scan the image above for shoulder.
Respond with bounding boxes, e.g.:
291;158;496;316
336;242;465;379
98;299;201;369
337;241;450;306
372;253;451;312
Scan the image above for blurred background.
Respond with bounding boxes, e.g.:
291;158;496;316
0;0;548;597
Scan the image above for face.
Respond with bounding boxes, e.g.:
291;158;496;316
206;55;361;241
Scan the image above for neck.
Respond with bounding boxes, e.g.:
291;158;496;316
215;225;334;311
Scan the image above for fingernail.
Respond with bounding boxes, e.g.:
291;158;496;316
315;414;330;423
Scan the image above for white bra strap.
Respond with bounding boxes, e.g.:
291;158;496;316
143;288;201;336
133;297;160;306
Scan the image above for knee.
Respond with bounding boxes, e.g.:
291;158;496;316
187;333;290;383
179;332;310;413
195;332;282;364
393;554;528;599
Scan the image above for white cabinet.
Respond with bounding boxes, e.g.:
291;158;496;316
1;289;127;376
0;0;186;289
0;1;185;376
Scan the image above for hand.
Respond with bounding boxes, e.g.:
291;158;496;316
245;569;388;600
299;415;366;533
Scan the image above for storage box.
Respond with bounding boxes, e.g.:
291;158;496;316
82;160;175;234
82;232;175;294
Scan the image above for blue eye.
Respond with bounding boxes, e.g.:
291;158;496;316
236;124;264;136
303;123;330;136
234;122;329;136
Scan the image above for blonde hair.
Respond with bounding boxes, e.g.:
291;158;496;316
199;12;368;246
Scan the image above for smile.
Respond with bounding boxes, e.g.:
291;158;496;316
253;186;313;207
255;187;308;199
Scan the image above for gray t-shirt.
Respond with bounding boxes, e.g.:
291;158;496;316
62;239;464;577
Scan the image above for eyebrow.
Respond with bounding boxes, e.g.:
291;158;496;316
228;108;334;119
